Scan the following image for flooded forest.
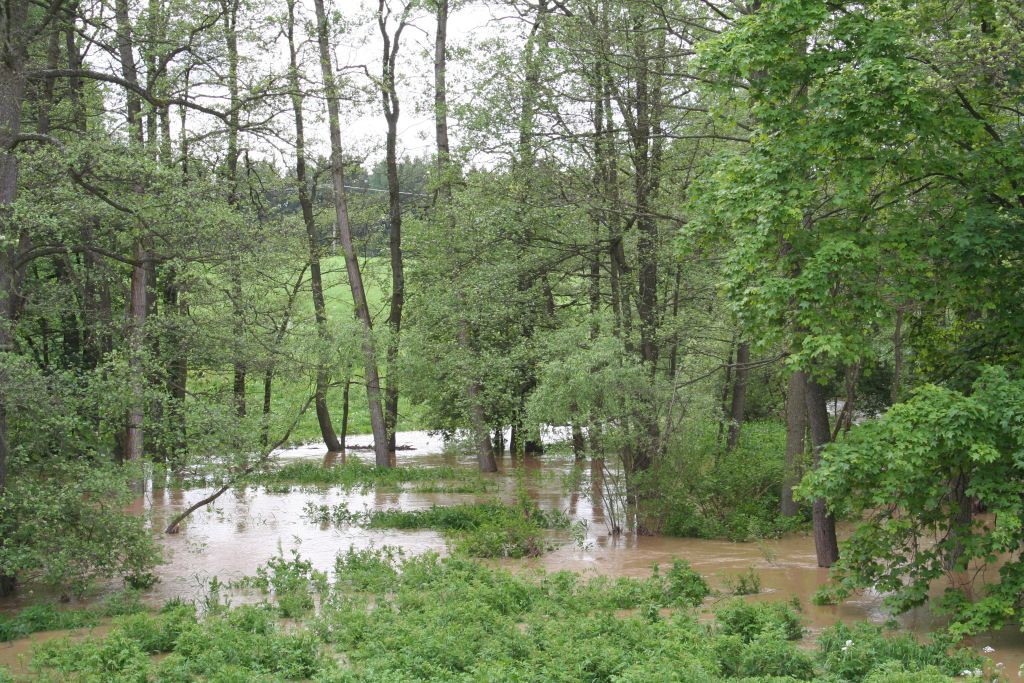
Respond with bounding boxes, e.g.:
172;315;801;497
1;0;1023;679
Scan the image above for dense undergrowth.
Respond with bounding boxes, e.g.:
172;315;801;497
0;590;145;643
648;421;809;541
5;550;990;682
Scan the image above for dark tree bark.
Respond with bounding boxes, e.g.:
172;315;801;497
571;423;586;462
286;0;341;452
0;0;32;509
780;371;806;517
313;0;390;467
803;374;839;567
726;342;750;451
340;375;351;451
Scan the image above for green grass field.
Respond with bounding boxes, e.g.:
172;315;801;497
194;255;432;448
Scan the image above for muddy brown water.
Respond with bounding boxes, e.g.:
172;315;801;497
2;429;1022;677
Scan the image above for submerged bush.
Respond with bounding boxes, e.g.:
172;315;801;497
301;497;576;559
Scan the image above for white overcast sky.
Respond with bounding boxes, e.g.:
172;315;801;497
264;0;522;170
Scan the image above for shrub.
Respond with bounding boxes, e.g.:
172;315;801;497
725;568;763;595
0;590;145;642
817;622;981;681
111;603;197;653
334;546;402;593
661;559;711;606
0;461;161;598
715;599;804;642
736;636;816;679
652;420;808;542
32;632;151;681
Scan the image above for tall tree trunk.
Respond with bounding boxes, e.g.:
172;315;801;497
286;0;341;452
803;374;839;567
780;371;806;517
114;0;148;462
313;0;390;467
220;0;246;417
0;39;29;501
726;342;750;451
378;1;408;455
433;0;495;472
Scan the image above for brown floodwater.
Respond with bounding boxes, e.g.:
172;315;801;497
2;429;1022;677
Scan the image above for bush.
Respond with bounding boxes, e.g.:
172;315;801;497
22;551;982;683
660;559;711;607
715;599;804;642
725;568;763;595
0;461;161;598
652;420;808;542
737;636;816;679
32;632;151;681
817;622;981;681
111;603;197;653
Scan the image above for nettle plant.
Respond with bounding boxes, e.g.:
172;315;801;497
803;366;1024;636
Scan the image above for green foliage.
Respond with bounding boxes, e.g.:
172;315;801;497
22;549;983;682
32;632;152;682
816;622;982;681
0;459;160;597
803;367;1024;635
234;549;328;618
724;568;763;596
110;603;197;654
0;590;145;642
259;460;491;493
735;636;815;679
162;604;325;680
714;599;804;643
653;421;806;541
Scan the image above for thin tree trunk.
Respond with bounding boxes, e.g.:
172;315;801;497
780;371;806;517
313;0;390;467
261;267;306;448
220;0;245;417
726;342;750;451
286;0;341;452
944;471;972;571
433;0;495;472
378;1;408;455
803;374;839;567
340;375;351;450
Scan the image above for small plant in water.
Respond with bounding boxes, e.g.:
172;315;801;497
724;567;762;595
